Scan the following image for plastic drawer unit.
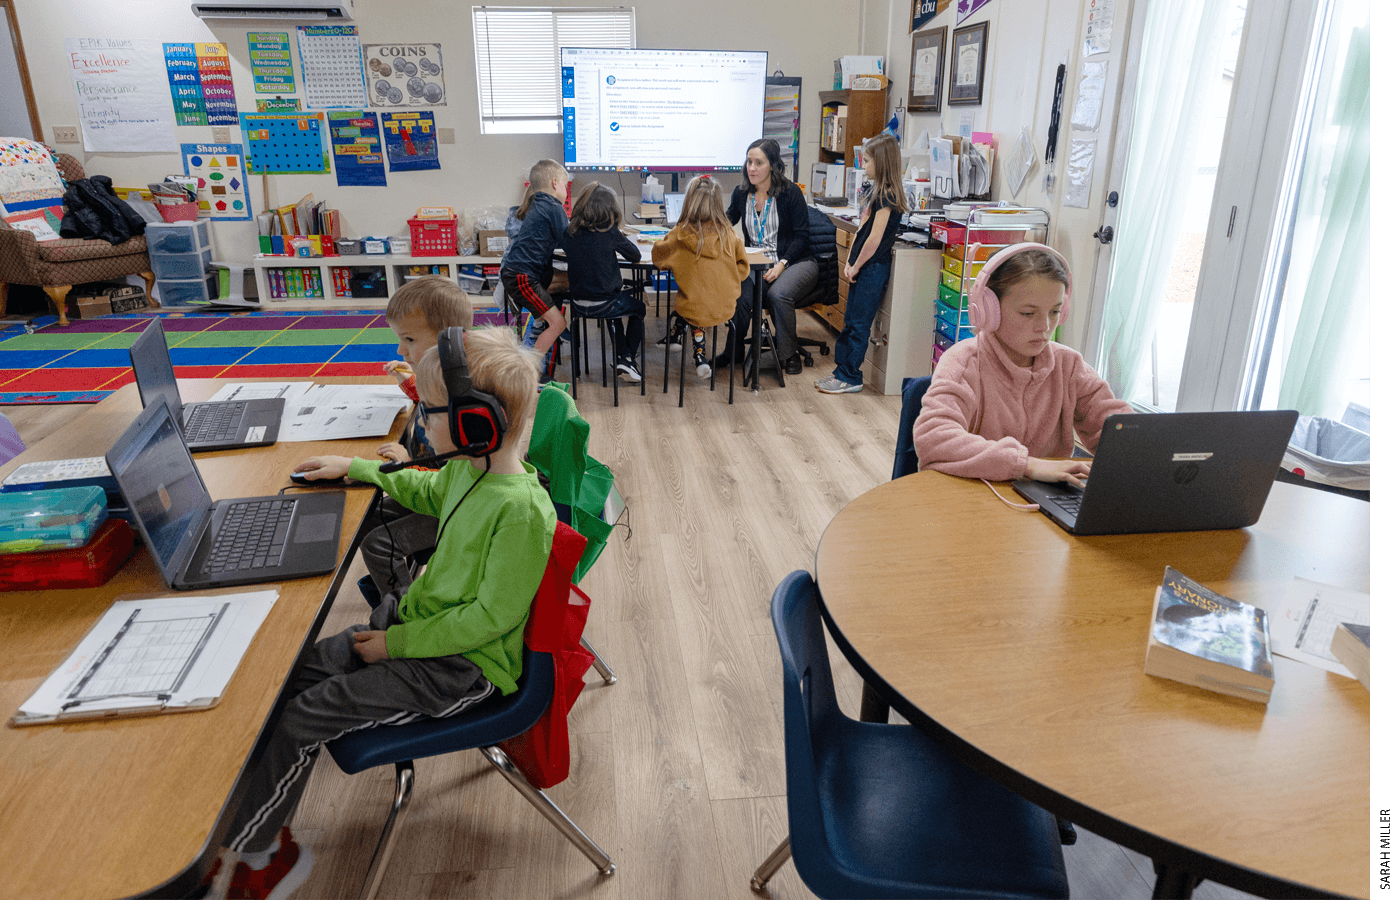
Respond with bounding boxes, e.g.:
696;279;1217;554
151;247;214;280
146;219;212;255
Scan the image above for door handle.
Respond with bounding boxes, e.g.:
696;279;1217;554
1093;225;1114;245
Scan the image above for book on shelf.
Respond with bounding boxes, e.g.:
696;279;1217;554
1330;622;1369;690
1145;567;1274;703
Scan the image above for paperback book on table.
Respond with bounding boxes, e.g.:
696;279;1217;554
1330;622;1369;690
1145;567;1274;703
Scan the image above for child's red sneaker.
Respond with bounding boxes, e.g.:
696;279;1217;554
226;827;314;900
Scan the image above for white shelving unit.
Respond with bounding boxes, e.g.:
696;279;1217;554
251;253;501;308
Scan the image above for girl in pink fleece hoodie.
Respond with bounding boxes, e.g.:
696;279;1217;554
913;244;1131;487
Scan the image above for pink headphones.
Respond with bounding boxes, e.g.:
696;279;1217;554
966;242;1074;335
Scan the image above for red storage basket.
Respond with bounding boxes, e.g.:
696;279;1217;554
408;216;458;257
0;518;135;591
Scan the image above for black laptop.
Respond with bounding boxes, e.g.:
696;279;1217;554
129;319;284;451
106;398;345;590
1011;410;1299;535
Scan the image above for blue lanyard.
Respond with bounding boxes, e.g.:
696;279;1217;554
751;195;773;245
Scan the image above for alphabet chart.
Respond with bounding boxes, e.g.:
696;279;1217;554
297;25;367;109
181;143;252;220
363;43;447;108
240;112;330;174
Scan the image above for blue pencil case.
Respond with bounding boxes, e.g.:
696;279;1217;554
0;485;109;555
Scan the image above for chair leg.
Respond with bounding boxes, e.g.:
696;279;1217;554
570;308;581;400
0;282;7;318
359;760;415;900
727;321;736;404
480;746;616;875
42;285;72;327
749;836;792;892
140;271;159;308
580;635;617;685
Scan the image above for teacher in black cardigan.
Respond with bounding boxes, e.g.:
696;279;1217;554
719;138;819;375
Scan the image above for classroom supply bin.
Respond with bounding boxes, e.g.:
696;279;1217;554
335;238;361;255
157;270;219;306
408;216;459;256
146;219;212;255
388;236;411;255
151;247;214;280
1281;416;1370;490
0;518;135;591
362;237;390;255
0;485;108;554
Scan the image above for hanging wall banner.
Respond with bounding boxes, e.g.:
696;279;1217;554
956;0;994;25
327;111;387;186
65;38;177;152
249;31;296;95
910;0;954;32
363;43;446;107
380;111;439;172
164;43;237;126
182;143;252;220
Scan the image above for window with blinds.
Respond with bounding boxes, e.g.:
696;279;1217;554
472;6;635;134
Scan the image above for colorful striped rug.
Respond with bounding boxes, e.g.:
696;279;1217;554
0;309;399;405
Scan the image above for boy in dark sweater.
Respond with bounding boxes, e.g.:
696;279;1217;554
501;159;570;377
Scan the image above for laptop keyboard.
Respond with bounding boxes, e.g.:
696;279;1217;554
1051;493;1083;516
186;402;245;443
203;499;295;574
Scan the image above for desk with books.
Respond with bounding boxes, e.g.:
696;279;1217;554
814;471;1369;900
0;379;402;900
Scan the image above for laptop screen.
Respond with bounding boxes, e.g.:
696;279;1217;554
129;320;184;418
107;399;210;578
664;192;685;225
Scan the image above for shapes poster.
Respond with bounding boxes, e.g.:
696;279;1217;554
297;25;367;108
380;111;440;172
240;112;330;174
182;143;252;220
248;32;296;95
164;42;238;126
327;111;386;187
363;44;446;107
65;38;176;152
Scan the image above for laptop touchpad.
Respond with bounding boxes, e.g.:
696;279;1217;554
294;513;338;543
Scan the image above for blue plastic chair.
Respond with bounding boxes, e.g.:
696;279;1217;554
750;571;1070;899
326;648;614;900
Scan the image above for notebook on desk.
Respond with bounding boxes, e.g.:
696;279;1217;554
106;397;345;590
129;319;284;451
1011;410;1298;535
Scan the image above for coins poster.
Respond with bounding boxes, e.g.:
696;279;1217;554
363;44;446;108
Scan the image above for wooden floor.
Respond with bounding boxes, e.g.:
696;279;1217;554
5;313;1256;900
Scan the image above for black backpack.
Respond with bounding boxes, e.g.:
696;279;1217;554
59;175;148;245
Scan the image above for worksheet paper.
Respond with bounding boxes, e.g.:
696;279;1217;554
1258;578;1371;677
14;590;278;724
279;383;410;441
208;381;314;402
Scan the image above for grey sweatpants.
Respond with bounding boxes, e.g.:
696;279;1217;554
225;600;494;853
360;496;441;601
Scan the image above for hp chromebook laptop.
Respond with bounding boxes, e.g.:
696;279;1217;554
129;319;284;451
1011;410;1298;535
107;398;345;590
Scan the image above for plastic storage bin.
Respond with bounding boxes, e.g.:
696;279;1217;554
0;518;135;591
1281;416;1370;491
146;219;212;255
408;216;458;256
0;485;108;554
157;270;219;306
335;238;361;255
362;237;390;255
388;236;412;254
151;248;214;280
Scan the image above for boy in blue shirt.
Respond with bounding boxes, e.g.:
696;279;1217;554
501;159;570;378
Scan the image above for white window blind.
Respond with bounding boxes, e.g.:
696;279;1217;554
472;6;635;134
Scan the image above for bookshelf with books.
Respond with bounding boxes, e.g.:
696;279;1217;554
817;88;887;169
253;253;498;307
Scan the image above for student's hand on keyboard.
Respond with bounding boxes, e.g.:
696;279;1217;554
377;442;410;463
353;630;389;664
1026;457;1092;489
295;455;353;481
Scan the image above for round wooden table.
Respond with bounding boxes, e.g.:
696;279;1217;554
815;472;1369;899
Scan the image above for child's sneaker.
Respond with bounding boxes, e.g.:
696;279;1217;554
615;357;642;383
656;315;685;350
695;358;712;380
815;375;862;394
226;828;314;900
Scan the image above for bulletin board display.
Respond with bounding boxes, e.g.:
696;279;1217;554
380;111;439;172
327;111;386;187
239;112;330;174
181;142;252;220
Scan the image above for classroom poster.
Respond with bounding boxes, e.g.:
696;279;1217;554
380;111;439;172
257;98;302;112
164;43;237;126
248;32;296;94
240;112;330;174
326;111;386;187
363;43;446;107
296;25;367;108
65;38;177;152
182;143;252;220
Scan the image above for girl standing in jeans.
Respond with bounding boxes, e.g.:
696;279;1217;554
816;133;907;394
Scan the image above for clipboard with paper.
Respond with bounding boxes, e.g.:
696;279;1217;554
11;588;278;726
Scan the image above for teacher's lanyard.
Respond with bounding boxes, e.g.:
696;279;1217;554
751;195;773;247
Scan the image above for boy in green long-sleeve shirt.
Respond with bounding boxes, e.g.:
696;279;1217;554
209;327;553;900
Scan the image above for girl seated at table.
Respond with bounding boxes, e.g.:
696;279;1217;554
560;182;645;382
912;243;1131;491
651;176;750;379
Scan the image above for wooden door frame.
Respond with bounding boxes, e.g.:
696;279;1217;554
0;0;42;142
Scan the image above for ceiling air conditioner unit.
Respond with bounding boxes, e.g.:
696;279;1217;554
191;0;353;21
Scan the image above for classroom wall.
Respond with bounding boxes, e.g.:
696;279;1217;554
15;0;1125;351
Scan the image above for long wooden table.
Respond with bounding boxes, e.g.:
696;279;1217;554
815;472;1369;899
0;380;400;900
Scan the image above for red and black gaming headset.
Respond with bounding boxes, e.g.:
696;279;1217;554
433;325;506;458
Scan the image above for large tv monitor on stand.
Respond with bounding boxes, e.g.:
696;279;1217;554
561;47;768;182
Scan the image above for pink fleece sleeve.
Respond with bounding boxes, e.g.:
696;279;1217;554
912;354;1030;481
1071;356;1133;452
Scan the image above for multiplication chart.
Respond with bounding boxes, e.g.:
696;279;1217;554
297;25;367;108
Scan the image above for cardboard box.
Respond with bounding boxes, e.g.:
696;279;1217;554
476;228;509;257
66;284;148;318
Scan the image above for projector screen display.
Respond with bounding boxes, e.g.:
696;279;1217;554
562;48;768;172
